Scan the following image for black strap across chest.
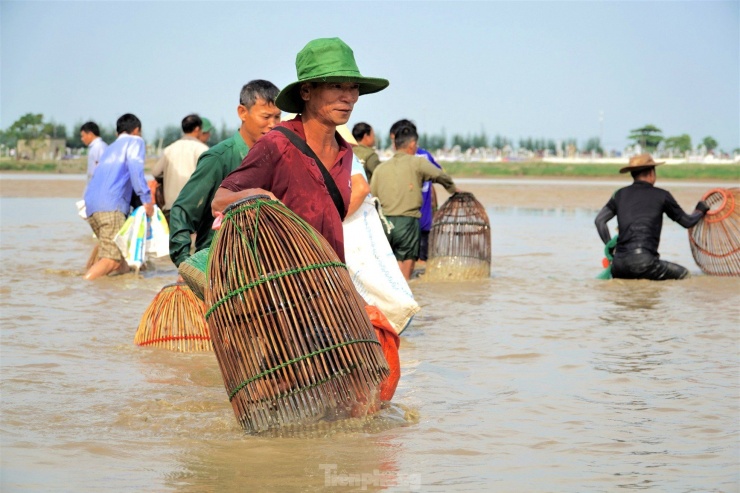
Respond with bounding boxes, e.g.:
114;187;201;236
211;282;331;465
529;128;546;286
273;126;346;219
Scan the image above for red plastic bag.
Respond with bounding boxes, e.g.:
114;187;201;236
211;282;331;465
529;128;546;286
365;305;401;401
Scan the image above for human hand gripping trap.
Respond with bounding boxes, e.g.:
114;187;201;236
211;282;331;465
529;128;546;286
203;195;400;433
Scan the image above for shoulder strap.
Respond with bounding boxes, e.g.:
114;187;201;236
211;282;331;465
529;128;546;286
273;126;346;219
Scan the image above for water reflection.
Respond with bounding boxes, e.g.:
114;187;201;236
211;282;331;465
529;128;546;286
167;417;415;492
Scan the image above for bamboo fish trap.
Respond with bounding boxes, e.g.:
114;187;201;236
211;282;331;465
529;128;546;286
426;192;491;281
206;196;390;434
179;247;210;302
688;187;740;276
134;283;212;352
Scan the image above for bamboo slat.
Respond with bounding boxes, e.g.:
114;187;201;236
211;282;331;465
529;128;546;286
206;196;390;433
426;192;491;281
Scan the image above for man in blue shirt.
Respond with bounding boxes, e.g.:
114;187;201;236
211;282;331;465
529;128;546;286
83;113;153;280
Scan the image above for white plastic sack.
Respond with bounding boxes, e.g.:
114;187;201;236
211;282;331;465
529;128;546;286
113;206;169;270
76;199;87;219
343;196;420;334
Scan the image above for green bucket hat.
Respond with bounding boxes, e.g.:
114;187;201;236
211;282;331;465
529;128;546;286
200;117;213;133
275;37;389;114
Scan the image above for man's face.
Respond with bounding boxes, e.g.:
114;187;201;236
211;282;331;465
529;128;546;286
239;99;282;145
198;131;211;144
303;82;360;126
80;131;95;146
367;129;376;147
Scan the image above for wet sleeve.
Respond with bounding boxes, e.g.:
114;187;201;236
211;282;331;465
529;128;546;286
220;138;277;192
168;154;220;266
664;191;704;228
594;201;616;245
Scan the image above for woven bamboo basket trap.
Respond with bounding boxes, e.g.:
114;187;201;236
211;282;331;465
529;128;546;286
179;247;210;302
426;192;491;281
205;196;390;433
134;283;212;352
688;187;740;276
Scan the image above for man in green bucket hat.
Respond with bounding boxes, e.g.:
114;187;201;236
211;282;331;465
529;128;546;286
213;37;389;262
273;37;389;113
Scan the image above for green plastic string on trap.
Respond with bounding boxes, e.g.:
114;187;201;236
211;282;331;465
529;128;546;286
255;366;357;405
205;261;347;320
223;198;324;249
227;340;379;401
207;197;347;319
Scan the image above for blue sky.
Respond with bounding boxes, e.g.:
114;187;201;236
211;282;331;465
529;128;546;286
1;1;738;151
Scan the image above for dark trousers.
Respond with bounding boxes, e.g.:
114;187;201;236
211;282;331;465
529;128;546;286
612;251;689;281
419;230;430;261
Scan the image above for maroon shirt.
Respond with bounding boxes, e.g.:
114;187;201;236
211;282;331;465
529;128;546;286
219;117;353;261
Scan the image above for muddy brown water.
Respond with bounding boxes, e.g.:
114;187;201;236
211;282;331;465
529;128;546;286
1;174;738;492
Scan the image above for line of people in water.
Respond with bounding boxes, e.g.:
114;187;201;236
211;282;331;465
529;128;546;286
81;37;710;283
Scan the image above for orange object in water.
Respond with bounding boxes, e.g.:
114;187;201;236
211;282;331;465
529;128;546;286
601;257;610;268
365;305;401;401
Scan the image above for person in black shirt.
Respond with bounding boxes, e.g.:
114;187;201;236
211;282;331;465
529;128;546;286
594;153;710;280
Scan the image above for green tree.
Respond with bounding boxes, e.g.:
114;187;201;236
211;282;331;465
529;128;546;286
628;124;663;151
584;137;603;154
8;113;50;159
664;134;692;153
161;125;181;147
491;134;510;150
471;130;488;149
0;129;18;148
451;134;471;151
427;132;446;151
8;113;45;140
702;136;718;152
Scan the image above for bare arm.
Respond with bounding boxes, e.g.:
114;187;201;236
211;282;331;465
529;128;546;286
211;187;276;216
346;174;370;218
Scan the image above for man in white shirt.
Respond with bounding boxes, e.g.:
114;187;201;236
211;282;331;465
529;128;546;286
152;114;210;219
80;121;108;181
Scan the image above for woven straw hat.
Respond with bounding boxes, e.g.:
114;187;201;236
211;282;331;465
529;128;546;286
620;153;665;174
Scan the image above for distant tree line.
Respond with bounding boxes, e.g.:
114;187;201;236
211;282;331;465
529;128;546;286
629;124;720;154
0;113;734;157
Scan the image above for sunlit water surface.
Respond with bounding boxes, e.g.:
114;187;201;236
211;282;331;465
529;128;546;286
1;192;738;492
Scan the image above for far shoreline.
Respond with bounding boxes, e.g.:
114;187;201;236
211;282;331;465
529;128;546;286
2;172;734;211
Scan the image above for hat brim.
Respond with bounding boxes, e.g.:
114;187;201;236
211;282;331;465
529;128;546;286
275;76;389;114
619;162;664;174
